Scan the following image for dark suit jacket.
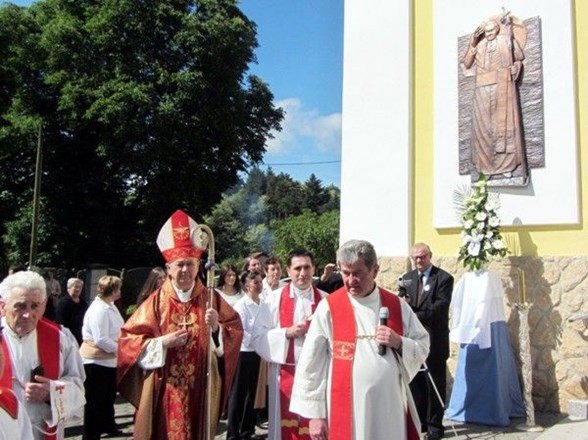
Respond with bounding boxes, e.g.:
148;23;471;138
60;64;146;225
399;265;454;360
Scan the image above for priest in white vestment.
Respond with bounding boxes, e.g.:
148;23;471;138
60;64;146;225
290;240;429;440
0;329;34;440
252;248;327;440
0;271;85;440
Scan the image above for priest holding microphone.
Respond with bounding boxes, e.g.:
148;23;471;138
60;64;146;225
290;239;430;440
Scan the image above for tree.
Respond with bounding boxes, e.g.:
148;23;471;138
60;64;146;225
302;173;329;213
203;192;245;264
204;168;341;268
0;0;283;269
265;171;304;220
272;209;340;270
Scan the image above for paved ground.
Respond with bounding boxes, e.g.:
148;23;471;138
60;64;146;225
64;395;268;440
64;396;588;439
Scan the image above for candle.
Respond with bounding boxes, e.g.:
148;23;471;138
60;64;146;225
519;269;526;304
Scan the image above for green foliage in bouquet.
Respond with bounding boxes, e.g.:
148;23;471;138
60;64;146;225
455;174;508;271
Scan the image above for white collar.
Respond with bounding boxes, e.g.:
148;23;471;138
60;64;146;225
350;285;380;308
1;317;35;341
172;282;195;302
289;284;314;299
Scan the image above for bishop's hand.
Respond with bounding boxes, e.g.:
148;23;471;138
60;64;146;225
162;329;189;348
205;307;219;332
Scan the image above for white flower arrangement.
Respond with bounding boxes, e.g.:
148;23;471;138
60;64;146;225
454;174;508;271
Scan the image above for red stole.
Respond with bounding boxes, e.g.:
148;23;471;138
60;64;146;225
327;288;420;440
1;319;60;439
279;283;322;440
0;387;18;419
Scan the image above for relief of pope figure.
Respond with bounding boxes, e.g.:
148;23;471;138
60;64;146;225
462;12;528;182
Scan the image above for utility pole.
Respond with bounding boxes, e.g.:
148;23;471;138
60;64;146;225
29;123;43;268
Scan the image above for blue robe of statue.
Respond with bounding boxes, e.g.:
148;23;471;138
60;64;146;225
447;271;524;426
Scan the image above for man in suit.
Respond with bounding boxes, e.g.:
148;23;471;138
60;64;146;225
399;243;454;440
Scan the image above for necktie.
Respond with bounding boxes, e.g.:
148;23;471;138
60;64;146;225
416;273;423;304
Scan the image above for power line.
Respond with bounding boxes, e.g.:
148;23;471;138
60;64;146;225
261;160;341;166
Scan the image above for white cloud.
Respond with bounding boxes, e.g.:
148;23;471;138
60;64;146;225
266;98;342;154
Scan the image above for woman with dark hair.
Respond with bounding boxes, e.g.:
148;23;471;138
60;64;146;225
136;266;166;306
216;265;243;308
80;275;125;440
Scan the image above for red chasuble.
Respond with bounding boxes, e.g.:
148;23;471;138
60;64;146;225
326;288;420;440
279;283;323;440
1;318;60;439
117;278;243;440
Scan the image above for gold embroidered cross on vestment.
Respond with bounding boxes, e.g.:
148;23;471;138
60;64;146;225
172;301;198;331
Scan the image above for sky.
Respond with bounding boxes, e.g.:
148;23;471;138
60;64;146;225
239;1;344;187
11;0;345;187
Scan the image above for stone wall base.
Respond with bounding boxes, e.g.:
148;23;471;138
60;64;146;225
377;255;588;414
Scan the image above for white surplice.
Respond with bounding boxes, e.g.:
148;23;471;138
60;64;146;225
252;283;327;440
289;287;430;440
449;270;505;349
0;397;34;440
1;318;86;440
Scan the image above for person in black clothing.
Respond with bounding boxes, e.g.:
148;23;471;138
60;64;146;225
315;263;343;293
55;277;88;345
399;243;453;440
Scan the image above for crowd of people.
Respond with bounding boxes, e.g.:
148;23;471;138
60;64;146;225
0;208;454;440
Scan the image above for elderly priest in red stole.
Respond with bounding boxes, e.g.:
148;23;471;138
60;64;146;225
0;270;85;440
290;240;430;440
117;210;243;440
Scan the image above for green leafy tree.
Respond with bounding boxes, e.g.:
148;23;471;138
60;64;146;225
3;198;65;267
244;223;273;256
322;184;341;212
204;184;270;264
244;166;268;197
0;0;283;269
265;171;304;220
203;192;245;264
273;209;339;270
204;168;341;268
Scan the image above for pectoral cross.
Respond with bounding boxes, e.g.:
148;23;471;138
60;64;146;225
178;315;195;329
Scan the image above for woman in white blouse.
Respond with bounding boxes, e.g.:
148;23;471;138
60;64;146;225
226;271;263;440
79;275;124;440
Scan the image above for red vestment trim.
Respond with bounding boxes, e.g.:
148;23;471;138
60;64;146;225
326;288;356;440
327;288;419;440
0;338;11;389
279;283;322;440
38;319;61;380
0;387;18;419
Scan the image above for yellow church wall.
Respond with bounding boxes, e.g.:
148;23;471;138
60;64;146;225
403;1;588;413
412;0;588;258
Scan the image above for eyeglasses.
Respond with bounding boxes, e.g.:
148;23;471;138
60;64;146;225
411;254;429;260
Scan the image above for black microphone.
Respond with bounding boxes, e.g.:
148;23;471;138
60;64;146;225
378;306;389;356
